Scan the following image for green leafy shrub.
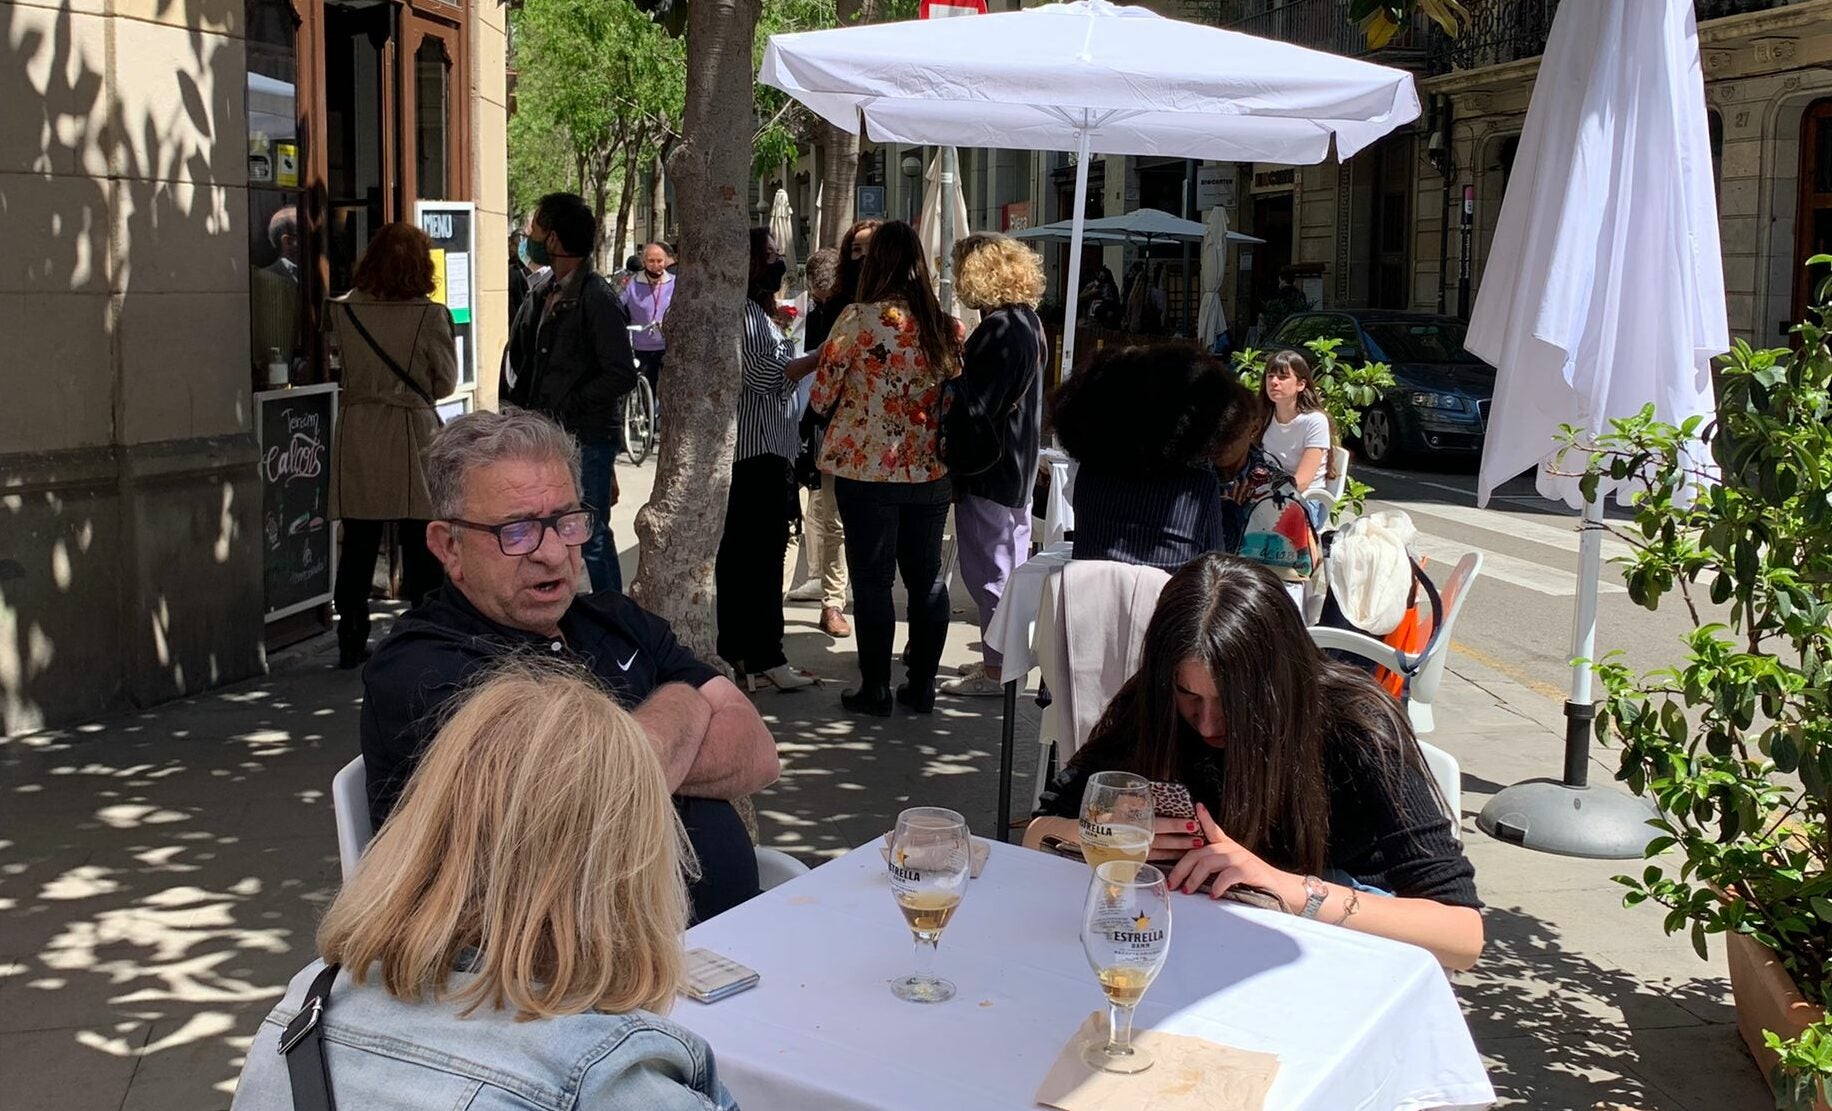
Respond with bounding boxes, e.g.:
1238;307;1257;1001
1571;258;1832;1109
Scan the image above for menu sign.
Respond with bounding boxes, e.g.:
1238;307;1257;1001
416;200;477;390
257;383;337;620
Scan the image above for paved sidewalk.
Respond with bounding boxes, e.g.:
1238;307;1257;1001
0;459;1772;1110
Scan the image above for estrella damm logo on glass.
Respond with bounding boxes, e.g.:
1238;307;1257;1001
889;863;922;884
1080;819;1117;839
1110;912;1165;946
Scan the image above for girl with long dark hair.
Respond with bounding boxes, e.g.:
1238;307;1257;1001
809;220;964;715
1258;349;1333;493
1024;554;1483;969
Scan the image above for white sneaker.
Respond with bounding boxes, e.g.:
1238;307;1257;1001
749;664;817;692
954;661;982;677
940;670;1006;697
785;579;823;602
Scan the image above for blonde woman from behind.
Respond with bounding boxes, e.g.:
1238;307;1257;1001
231;663;736;1111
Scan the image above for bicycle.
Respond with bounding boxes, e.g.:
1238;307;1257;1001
622;374;657;465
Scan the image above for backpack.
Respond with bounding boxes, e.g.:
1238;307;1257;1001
1222;448;1319;581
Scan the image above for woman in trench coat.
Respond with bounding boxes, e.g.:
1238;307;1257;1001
329;222;458;669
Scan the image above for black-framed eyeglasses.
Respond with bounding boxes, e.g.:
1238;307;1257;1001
447;509;597;556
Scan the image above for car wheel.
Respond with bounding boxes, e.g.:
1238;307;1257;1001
1361;405;1402;466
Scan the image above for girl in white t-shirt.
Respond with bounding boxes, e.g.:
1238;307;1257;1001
1258;350;1333;494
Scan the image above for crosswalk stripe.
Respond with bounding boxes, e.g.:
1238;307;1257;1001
1406;531;1626;598
1373;496;1638;562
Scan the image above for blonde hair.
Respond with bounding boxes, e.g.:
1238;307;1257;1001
953;234;1045;311
317;661;695;1020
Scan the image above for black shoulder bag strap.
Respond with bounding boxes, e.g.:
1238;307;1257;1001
344;304;443;421
279;962;341;1111
1392;558;1446;699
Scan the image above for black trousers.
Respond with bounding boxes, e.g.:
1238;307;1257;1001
678;796;761;923
715;454;793;673
833;475;953;689
335;519;441;654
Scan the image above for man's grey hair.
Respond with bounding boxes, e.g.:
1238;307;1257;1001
424;408;582;519
267;206;298;249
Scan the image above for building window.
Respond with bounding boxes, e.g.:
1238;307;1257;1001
415;37;452;200
246;0;307;388
1796;100;1832;326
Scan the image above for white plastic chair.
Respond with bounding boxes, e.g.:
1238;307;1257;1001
1326;445;1350;503
1305;550;1483;736
755;847;812;891
330;753;811;891
331;755;371;883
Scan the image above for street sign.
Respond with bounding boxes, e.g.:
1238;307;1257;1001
1197;164;1233;211
857;185;886;220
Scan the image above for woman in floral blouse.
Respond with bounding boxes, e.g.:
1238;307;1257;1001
809;221;964;716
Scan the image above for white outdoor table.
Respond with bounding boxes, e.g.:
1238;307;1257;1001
982;542;1071;839
681;842;1495;1111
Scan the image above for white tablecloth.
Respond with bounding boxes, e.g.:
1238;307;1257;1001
680;842;1494;1111
983;543;1071;681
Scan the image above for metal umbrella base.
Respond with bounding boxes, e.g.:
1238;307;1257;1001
1476;778;1659;860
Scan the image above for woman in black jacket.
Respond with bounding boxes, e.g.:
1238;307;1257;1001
939;234;1047;697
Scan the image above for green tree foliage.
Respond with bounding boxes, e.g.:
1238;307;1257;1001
1576;260;1832;1109
509;0;684;239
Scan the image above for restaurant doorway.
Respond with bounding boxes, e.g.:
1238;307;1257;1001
1794;99;1832;329
1249;192;1294;333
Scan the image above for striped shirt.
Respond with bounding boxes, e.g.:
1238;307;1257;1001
737;301;801;462
1068;463;1226;572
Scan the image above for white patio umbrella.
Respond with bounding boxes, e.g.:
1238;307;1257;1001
760;0;1417;379
1012;209;1265;247
1197;205;1232;353
767;187;797;285
1466;0;1728;859
917;152;979;330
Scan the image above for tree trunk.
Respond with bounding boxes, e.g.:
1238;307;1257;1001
630;0;760;655
819;123;860;245
591;155;612;270
649;144;670;246
614;152;640;265
817;0;871;246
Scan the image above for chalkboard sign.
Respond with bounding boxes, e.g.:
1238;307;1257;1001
257;383;338;620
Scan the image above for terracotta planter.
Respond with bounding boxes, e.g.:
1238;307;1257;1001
1727;930;1831;1111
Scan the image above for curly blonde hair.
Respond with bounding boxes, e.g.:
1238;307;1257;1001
952;233;1045;311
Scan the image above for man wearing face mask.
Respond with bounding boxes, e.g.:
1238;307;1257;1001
712;228;821;692
502;192;639;594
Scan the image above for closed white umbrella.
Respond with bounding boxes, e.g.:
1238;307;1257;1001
1197;205;1232;353
917;152;979;330
760;0;1416;379
1466;0;1728;858
768;187;797;284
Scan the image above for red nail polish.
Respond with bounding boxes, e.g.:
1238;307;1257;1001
1185;821;1197;832
1191;837;1204;847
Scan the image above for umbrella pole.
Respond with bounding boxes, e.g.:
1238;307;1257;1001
940;146;958;316
1475;493;1658;859
1058;122;1093;382
1563;496;1604;787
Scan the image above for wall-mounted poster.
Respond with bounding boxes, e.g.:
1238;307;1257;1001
256;383;338;621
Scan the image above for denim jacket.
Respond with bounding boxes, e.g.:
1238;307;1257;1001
232;960;739;1111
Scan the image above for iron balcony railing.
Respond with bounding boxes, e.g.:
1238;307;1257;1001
1220;0;1807;74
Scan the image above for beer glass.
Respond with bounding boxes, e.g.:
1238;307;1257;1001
1080;771;1154;871
887;806;971;1003
1079;861;1172;1073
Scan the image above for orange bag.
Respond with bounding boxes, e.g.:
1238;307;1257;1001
1373;559;1442;701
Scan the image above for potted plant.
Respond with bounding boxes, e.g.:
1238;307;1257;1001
1570;260;1832;1110
1232;338;1395;521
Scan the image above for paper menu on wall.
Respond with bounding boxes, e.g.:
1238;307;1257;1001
430;249;448;305
446;253;472;315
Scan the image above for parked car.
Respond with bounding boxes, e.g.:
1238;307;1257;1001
1265;311;1495;466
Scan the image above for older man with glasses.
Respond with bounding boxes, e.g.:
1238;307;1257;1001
359;408;780;921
